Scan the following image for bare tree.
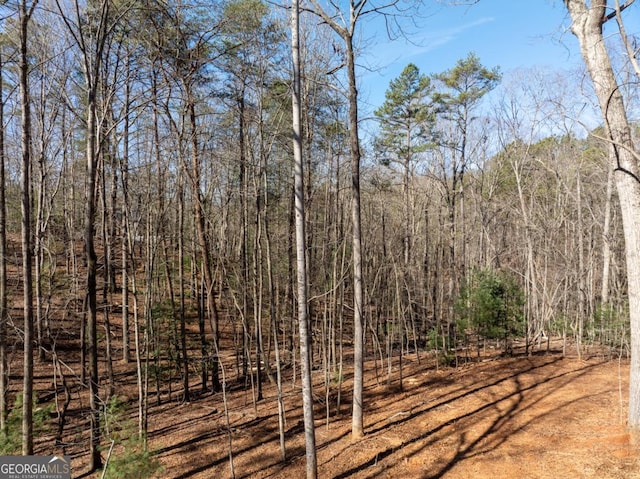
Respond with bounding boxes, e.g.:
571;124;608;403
0;42;7;437
292;0;317;476
54;0;131;469
564;0;640;431
305;0;423;440
18;0;38;456
305;0;367;440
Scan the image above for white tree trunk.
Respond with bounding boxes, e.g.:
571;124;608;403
291;1;317;477
565;0;640;433
601;157;614;305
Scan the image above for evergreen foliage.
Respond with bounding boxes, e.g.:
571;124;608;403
101;396;163;479
432;52;502;119
374;63;435;166
456;269;525;352
0;394;52;455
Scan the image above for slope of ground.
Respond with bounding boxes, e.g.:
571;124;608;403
5;238;638;477
117;347;639;479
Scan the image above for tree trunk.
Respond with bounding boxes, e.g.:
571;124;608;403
0;44;8;435
85;81;102;473
291;1;317;477
345;30;365;442
263;155;286;459
100;125;115;398
306;0;368;440
565;0;640;434
187;96;221;393
121;64;131;364
19;0;35;455
601;159;614;305
34;78;46;364
178;175;189;401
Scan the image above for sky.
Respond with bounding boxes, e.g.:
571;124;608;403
359;0;639;113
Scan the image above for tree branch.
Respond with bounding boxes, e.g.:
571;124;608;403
612;0;640;76
603;0;635;23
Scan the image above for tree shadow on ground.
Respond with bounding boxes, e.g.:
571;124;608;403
331;356;607;479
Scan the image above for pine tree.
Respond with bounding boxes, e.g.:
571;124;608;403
374;63;434;265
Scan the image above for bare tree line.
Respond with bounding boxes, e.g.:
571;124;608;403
0;0;638;475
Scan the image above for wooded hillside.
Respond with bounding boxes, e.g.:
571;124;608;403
0;1;638;477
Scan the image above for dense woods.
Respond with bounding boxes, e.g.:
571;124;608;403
0;0;638;476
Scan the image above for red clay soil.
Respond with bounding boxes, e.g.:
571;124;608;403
63;345;638;479
5;238;637;478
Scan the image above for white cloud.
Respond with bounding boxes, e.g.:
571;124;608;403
366;16;495;72
410;17;495;55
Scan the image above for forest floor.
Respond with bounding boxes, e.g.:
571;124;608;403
5;238;638;478
51;341;638;479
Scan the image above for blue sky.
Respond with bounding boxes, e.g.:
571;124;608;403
359;1;639;111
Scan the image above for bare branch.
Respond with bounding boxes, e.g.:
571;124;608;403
434;0;479;7
603;0;635;22
613;0;640;77
305;0;349;39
